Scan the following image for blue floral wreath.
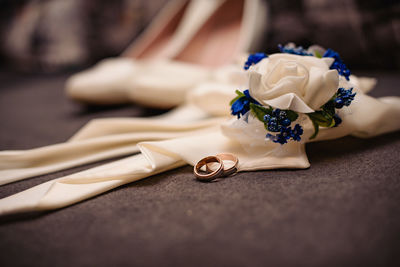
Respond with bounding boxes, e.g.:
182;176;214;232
231;44;356;145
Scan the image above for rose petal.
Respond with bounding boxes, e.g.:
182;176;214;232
262;93;315;113
248;71;263;98
249;60;308;104
262;59;309;94
304;69;338;110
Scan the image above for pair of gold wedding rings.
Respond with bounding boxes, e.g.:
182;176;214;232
193;153;239;182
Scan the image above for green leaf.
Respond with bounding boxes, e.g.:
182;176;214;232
285;110;299;122
307;112;325;123
308;111;335;128
263;122;270;131
326;118;336;127
229;90;246;105
314;51;322;58
322;101;335;117
249;103;272;121
235;90;245;97
309;119;319;139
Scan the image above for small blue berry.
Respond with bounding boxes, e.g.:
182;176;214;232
334;98;344;108
268;121;281;132
263;114;271;122
278;44;313;56
281;118;291;127
334;87;356;109
278;111;287;121
323;49;351;81
272;109;281;117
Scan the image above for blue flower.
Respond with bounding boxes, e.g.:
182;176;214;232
267;124;303;145
334;87;356;108
323;49;351;81
278;44;313;56
323;49;341;62
266;119;304;144
230;89;260;118
267;132;288;145
243;89;259;103
275;134;289;145
280;127;292;139
266;126;292;145
231;97;250;118
275;127;292;145
244;53;267;70
291;124;303;141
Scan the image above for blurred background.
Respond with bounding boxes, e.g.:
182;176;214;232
0;0;399;73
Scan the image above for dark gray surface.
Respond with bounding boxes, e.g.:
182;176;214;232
0;71;399;267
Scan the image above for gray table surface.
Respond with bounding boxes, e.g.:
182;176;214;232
0;71;399;267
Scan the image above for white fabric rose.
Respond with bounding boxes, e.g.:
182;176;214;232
248;53;339;113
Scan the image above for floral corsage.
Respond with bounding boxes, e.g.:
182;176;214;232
230;43;356;145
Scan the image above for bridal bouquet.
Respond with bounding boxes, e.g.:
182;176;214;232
230;43;356;145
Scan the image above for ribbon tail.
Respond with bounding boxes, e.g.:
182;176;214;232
0;135;139;186
0;144;185;215
69;104;215;141
0;120;223;186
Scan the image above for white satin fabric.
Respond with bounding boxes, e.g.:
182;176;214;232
0;74;399;215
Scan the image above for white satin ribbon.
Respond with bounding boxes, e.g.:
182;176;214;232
0;105;225;185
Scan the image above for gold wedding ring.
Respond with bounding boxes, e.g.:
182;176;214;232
194;153;239;182
194;156;224;182
215;153;239;177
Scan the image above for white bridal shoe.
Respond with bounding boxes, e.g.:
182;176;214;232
65;0;268;106
128;0;268;108
65;0;224;104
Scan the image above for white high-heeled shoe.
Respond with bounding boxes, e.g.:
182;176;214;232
65;0;223;105
66;0;268;106
127;0;268;108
